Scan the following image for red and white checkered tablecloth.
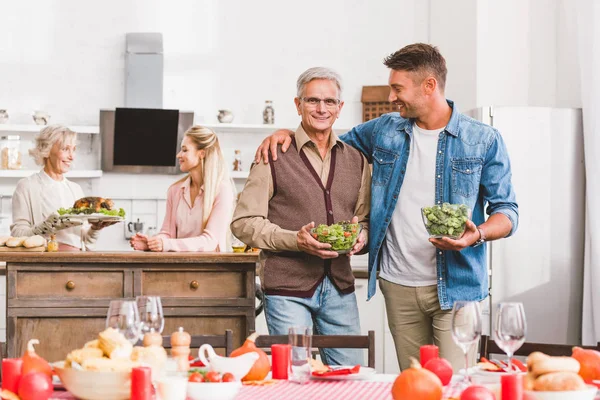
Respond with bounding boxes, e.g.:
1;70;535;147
49;379;465;400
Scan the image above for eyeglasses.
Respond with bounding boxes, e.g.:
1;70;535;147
301;97;341;108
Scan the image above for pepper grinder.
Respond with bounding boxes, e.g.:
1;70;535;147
170;327;191;371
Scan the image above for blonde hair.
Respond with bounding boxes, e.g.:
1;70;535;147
175;126;233;233
28;125;77;166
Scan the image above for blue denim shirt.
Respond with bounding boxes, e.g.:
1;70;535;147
340;100;518;309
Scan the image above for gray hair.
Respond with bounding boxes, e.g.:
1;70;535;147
28;124;77;166
296;67;343;99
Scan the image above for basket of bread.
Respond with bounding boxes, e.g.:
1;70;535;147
54;328;167;400
0;235;46;252
524;351;598;399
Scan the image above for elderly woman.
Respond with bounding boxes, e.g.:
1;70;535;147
130;125;235;252
11;124;110;250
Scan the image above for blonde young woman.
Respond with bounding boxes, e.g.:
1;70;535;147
130;126;235;252
11;125;113;250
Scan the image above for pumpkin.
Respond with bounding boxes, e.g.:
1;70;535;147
21;339;52;379
391;357;443;400
230;332;270;381
424;357;453;386
572;346;600;381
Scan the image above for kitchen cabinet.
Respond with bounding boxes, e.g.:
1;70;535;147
1;252;257;362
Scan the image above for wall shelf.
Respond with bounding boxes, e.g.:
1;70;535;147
0;170;103;178
0;124;99;134
202;123;350;135
230;171;249;179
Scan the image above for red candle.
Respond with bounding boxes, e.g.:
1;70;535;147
131;366;152;400
1;358;23;393
271;344;291;380
419;345;439;367
501;373;523;400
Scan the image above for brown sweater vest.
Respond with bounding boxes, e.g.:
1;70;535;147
264;139;364;297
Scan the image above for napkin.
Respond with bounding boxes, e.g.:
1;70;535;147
312;365;361;377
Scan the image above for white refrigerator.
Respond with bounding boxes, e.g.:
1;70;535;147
467;106;585;345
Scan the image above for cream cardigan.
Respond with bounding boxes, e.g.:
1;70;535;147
10;170;99;249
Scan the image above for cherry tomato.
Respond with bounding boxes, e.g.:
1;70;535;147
311;233;318;239
222;373;235;382
188;372;205;383
205;371;222;383
343;232;351;237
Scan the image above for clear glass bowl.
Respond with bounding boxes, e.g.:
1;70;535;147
310;222;363;254
421;203;471;239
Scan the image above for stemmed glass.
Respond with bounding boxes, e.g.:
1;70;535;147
106;300;142;344
494;302;527;372
451;301;482;385
136;296;165;335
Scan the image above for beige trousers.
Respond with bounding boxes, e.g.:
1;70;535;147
379;278;479;372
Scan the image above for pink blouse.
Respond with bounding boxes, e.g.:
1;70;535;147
157;178;234;252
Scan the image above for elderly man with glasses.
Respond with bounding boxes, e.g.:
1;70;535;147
231;67;371;366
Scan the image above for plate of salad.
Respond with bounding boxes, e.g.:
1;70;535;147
421;203;470;239
310;222;363;254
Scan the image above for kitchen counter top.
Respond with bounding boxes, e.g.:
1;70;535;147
0;251;258;263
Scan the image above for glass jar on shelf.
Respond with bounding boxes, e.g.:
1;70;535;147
263;100;275;124
0;135;22;170
47;234;58;252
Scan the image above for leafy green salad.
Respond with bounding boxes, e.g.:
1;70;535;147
422;203;469;238
311;222;361;251
57;207;126;218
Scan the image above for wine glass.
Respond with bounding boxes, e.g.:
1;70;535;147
136;296;165;334
494;302;527;372
451;301;482;384
106;300;142;344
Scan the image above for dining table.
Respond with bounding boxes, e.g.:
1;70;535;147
46;374;468;400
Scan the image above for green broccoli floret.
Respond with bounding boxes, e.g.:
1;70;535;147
422;203;469;238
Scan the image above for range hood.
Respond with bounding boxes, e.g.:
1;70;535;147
125;32;163;109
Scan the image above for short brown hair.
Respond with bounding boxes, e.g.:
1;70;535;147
383;43;447;92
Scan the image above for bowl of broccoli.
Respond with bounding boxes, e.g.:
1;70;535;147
421;203;471;239
310;222;362;254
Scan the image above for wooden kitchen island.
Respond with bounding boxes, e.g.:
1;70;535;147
0;252;258;361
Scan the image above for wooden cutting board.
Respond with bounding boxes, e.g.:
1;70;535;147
0;246;45;252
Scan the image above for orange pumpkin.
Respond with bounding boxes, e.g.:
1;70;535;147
22;339;53;378
572;346;600;381
392;357;443;400
230;332;270;381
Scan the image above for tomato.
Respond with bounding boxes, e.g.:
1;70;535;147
222;373;235;382
18;372;53;400
188;372;205;383
460;385;496;400
311;233;318;239
205;371;222;382
343;232;351;237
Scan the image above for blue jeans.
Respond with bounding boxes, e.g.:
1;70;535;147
264;276;364;366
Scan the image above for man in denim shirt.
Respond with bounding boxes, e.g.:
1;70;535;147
255;43;518;371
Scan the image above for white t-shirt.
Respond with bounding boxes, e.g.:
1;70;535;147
379;122;445;287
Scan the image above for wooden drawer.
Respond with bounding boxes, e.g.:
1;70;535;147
16;271;124;298
142;271;246;298
15;317;107;362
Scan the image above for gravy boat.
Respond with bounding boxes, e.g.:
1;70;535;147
198;344;259;381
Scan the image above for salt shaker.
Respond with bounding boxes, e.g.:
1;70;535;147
170;327;191;371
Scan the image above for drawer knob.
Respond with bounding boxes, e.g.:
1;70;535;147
190;280;199;290
65;281;75;290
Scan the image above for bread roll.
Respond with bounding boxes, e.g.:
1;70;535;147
529;355;580;377
65;347;104;368
533;371;587;391
23;235;46;248
0;236;10;246
6;237;27;247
